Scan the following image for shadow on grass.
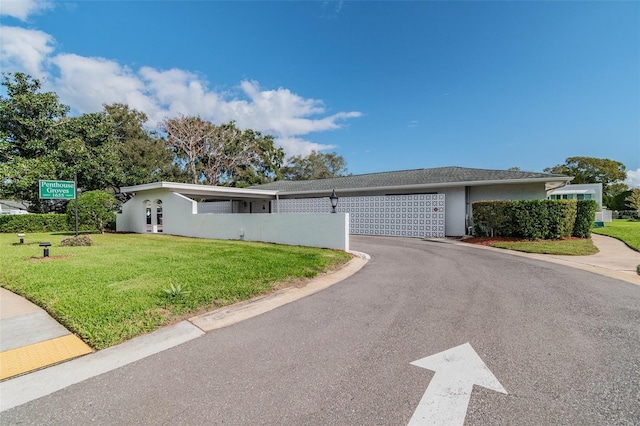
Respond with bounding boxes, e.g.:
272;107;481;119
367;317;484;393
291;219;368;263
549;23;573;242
51;231;100;236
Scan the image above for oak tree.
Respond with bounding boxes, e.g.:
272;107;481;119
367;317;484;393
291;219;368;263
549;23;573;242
544;156;628;198
282;151;349;180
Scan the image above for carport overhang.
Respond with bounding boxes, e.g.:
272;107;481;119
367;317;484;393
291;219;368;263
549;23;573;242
120;182;279;201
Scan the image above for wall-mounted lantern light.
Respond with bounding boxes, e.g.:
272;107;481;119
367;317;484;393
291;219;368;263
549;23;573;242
329;189;339;213
17;233;25;244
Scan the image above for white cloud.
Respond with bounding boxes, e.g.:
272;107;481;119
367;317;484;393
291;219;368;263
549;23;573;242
0;25;360;157
51;54;145;114
625;168;640;188
0;0;53;21
139;67;222;122
276;137;337;158
0;26;54;77
218;81;362;138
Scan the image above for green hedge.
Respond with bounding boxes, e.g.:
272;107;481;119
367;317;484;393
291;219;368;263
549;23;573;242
573;200;598;238
472;201;510;237
0;214;71;233
473;200;578;240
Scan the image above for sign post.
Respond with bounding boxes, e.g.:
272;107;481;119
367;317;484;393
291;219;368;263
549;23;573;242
74;174;78;237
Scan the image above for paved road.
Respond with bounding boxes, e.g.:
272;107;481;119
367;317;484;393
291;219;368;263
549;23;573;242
2;236;639;425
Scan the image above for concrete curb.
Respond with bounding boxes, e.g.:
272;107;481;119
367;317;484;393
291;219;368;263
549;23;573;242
189;251;370;331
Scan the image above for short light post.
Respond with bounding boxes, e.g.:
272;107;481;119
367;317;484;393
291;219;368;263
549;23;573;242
329;189;339;213
17;233;25;244
39;242;51;258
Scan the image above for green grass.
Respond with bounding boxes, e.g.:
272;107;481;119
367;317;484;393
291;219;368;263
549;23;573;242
0;233;351;349
489;238;599;255
592;218;640;252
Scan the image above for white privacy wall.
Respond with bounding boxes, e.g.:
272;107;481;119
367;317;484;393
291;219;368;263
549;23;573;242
277;194;446;238
116;190;349;250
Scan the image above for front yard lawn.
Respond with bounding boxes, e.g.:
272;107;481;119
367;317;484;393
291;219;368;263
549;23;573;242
0;233;351;349
464;237;598;255
592;219;640;252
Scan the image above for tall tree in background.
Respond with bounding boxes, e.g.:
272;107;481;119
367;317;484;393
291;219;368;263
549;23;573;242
161;115;212;184
544;156;628;198
282;151;349;180
0;72;70;161
55;111;119;192
104;103;186;186
229;129;284;187
625;189;640;215
0;72;71;212
0;73;186;211
212;126;284;187
161;116;283;186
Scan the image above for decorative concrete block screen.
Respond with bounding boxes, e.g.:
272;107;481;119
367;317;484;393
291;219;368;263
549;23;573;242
197;201;233;214
277;194;445;238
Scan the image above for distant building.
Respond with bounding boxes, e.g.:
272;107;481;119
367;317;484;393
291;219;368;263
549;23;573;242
0;200;29;215
547;183;602;209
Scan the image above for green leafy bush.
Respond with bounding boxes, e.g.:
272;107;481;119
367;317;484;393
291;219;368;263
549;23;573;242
573;200;598;238
542;200;576;239
473;201;510;237
505;200;548;240
473;199;578;240
0;214;70;233
66;190;118;234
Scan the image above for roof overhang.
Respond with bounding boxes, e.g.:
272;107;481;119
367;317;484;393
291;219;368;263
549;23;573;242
120;182;279;201
275;177;573;197
550;188;595;195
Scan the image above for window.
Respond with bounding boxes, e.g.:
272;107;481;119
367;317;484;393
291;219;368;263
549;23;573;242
145;200;152;232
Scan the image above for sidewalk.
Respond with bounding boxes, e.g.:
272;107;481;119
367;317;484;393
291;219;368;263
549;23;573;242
0;289;93;380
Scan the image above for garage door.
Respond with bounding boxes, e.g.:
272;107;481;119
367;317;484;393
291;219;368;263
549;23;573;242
277;194;445;238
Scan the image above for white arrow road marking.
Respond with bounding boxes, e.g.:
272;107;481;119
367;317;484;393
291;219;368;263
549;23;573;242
409;342;507;426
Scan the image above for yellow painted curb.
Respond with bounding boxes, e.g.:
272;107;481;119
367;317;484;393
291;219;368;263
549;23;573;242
0;335;93;380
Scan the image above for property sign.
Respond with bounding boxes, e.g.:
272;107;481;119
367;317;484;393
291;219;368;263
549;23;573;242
39;180;76;200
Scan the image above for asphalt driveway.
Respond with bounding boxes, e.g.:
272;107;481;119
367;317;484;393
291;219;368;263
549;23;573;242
2;235;639;425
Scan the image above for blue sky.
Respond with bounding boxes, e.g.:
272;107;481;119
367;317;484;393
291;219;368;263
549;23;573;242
1;0;639;186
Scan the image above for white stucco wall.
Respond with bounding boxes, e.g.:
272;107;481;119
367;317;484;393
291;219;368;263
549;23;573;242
437;187;466;236
181;212;349;251
468;183;546;203
466;182;548;232
117;190;349;251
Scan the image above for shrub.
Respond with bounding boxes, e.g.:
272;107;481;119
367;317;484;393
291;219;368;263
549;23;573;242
573;200;598;238
473;199;579;240
544;200;577;239
66;190;118;234
504;200;546;240
60;235;93;246
0;214;70;233
472;201;510;237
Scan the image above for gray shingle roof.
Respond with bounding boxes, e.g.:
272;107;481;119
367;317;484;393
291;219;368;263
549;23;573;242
253;166;570;193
